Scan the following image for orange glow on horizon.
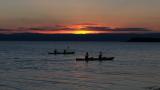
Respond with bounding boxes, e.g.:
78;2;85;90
29;23;113;34
73;30;100;34
32;30;109;34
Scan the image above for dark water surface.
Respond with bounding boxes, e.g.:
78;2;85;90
0;41;160;90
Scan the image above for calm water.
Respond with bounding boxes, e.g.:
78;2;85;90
0;41;160;90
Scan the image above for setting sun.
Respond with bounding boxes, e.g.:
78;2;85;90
73;30;96;34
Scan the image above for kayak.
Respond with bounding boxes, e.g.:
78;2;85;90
48;52;75;55
76;57;114;61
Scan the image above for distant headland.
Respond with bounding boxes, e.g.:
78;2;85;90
0;33;160;42
128;37;160;42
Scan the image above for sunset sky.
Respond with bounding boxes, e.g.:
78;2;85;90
0;0;160;34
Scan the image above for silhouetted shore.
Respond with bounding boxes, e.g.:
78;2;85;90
0;33;160;42
128;37;160;42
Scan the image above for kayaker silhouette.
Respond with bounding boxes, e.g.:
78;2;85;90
99;52;102;59
54;49;57;54
64;49;66;54
85;52;89;62
85;52;89;60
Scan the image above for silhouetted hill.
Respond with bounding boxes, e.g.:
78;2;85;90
128;37;160;42
0;33;160;41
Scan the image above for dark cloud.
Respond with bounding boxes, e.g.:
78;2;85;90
0;28;12;31
0;28;26;34
83;26;151;32
74;23;99;26
82;26;151;32
0;28;18;33
81;26;112;31
29;25;74;31
113;28;151;31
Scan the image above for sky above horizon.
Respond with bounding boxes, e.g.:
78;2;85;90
0;0;160;34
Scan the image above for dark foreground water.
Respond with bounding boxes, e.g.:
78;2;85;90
0;41;160;90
